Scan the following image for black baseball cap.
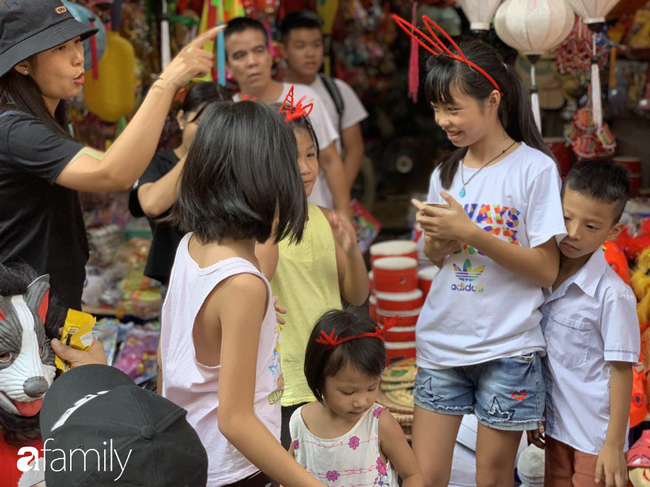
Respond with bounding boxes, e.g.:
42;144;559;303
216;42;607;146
40;365;208;487
0;0;98;78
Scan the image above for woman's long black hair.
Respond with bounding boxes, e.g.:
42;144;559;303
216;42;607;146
0;60;72;138
425;39;555;189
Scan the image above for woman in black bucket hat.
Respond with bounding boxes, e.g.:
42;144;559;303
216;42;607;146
0;0;223;310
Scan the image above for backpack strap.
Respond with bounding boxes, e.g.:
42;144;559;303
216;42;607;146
318;74;345;141
0;110;15;119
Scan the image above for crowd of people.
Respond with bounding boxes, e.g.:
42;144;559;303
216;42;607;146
0;1;641;487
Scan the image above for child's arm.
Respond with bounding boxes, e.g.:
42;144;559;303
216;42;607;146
595;361;633;487
323;208;369;306
414;195;560;288
214;275;325;487
378;410;424;487
137;156;187;218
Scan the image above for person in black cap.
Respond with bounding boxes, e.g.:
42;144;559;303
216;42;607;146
0;0;223;310
38;364;209;487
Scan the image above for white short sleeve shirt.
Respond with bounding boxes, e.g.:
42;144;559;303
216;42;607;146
542;248;640;454
416;143;567;369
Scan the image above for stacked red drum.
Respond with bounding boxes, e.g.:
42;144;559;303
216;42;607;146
614;156;642;197
369;241;420;365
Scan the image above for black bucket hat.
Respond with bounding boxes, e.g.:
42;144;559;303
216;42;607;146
0;0;98;78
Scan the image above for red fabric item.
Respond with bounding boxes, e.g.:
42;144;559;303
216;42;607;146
0;432;44;486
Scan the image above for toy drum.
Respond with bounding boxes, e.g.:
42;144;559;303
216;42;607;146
545;137;574;176
375;289;424;312
385;325;416;343
372;257;418;293
377;308;420;328
369;295;377;321
369;271;374;295
370;240;418;264
386;341;416;365
418;266;439;296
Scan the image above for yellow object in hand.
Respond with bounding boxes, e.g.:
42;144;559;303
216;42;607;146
55;309;96;373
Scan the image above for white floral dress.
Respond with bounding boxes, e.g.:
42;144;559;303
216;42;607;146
290;403;399;486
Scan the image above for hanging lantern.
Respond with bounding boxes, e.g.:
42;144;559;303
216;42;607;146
564;0;620;130
494;0;574;134
457;0;502;34
563;0;619;24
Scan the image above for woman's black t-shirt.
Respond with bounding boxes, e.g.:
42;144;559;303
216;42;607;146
128;149;184;286
0;110;88;310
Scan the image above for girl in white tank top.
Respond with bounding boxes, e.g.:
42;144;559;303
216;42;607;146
159;101;325;487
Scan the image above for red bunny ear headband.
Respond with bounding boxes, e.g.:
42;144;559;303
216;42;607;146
392;14;503;95
316;315;398;350
278;86;314;122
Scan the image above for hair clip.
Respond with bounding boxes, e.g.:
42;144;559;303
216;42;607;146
278;86;314;123
242;94;258;101
315;315;398;350
392;14;503;94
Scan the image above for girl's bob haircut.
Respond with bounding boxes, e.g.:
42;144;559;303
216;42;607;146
304;309;387;402
172;100;307;245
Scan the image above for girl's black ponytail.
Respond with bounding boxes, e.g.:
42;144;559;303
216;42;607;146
425;39;556;189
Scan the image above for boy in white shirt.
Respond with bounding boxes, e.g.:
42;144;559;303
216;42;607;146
279;10;368;208
535;160;640;487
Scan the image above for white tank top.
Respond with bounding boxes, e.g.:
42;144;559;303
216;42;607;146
290;403;399;486
161;233;283;486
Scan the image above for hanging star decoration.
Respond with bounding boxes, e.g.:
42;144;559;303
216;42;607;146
278;86;314;123
392;14;503;95
316;315;398;350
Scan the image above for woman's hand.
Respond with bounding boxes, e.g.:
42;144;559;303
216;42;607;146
412;192;476;242
51;337;108;368
159;26;225;90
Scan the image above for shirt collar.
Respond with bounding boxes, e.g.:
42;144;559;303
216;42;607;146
548;247;608;302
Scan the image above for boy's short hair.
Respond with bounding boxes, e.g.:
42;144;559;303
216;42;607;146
224;17;269;46
279;10;322;43
304;310;386;403
172;101;306;245
562;159;630;223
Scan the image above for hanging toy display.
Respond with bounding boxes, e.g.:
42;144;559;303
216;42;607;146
553;16;610;79
63;1;107;77
564;0;621;130
457;0;501;36
494;0;574;134
564;102;616;159
84;31;137;123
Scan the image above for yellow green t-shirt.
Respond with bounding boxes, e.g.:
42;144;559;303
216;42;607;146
272;204;342;406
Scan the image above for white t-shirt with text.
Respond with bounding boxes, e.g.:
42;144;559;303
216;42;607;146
416;143;567;369
308;77;368;209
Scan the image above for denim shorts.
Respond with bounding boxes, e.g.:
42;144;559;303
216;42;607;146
414;353;545;431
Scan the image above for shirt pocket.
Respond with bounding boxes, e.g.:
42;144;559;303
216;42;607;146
545;314;592;369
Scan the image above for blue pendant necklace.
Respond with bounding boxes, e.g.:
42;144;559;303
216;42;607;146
459;141;517;198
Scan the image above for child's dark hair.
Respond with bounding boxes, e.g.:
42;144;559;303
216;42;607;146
305;310;386;402
172;101;307;244
562;159;630;223
181;82;231;123
273;103;320;158
425;39;555;189
224;17;269;47
279;10;322;43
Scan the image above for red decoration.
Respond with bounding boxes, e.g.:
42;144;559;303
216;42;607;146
277;86;314;122
316;316;398;350
392;14;502;94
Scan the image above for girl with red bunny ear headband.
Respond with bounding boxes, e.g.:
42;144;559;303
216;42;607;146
394;14;566;486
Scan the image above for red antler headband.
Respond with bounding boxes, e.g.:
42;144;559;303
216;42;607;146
278;86;314;122
316;315;398;350
392;14;503;95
